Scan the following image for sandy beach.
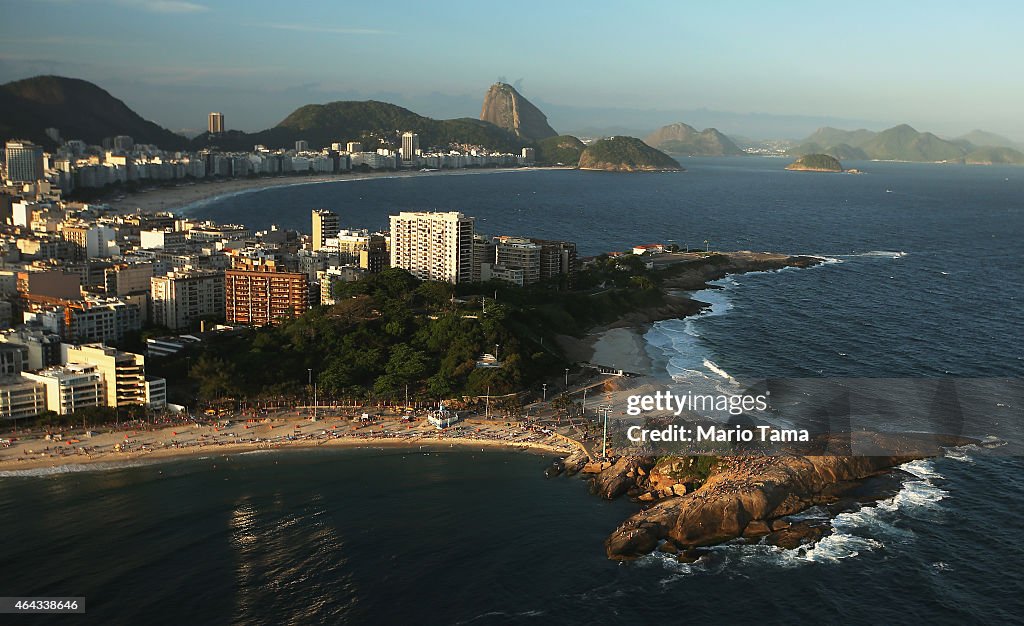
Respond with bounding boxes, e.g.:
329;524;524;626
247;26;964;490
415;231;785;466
0;409;585;475
105;167;569;215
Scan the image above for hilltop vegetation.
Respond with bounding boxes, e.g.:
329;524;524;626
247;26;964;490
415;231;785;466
644;122;745;156
786;153;842;172
194;100;525;152
579;136;682;172
535;135;586;165
859;124;964;162
154;263;673;406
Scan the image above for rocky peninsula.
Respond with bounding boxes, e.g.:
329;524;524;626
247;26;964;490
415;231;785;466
578;136;683;172
549;432;974;561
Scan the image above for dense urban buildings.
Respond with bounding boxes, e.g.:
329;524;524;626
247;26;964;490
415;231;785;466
0;128;576;422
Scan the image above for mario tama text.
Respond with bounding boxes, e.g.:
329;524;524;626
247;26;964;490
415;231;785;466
626;423;810;444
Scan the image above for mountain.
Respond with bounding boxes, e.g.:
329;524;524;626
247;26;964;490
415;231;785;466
792;124;971;162
957;129;1021;151
802;126;877;148
479;83;558;142
644;122;744;156
964;146;1024;165
535;135;585;166
578;136;682;172
192;100;525;152
0;75;188;149
786;153;843;172
789;141;868;160
858;124;965;162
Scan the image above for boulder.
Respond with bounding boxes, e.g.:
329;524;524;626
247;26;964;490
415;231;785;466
764;522;828;549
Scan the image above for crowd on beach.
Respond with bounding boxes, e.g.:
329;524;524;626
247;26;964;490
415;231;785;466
0;406;581;470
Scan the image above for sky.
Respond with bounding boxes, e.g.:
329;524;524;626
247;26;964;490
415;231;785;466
1;0;1023;140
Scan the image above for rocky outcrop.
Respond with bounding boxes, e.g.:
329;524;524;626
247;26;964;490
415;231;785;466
479;83;557;142
644;122;745;156
603;432;975;560
578;136;682;172
660;252;822;291
786;153;843;172
590;456;657;500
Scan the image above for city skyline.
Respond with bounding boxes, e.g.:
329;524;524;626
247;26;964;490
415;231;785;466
2;1;1024;140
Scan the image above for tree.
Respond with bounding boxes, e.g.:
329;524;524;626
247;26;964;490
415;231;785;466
190;355;241;401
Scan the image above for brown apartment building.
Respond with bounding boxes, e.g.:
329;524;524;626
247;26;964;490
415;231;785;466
224;256;308;326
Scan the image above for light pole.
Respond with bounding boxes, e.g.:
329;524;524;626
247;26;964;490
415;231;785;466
495;344;500;361
564;368;569;387
704;239;710;252
542;383;548;402
601;405;610;458
307;368;313;418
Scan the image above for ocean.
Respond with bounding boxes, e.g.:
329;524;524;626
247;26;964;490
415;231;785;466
2;157;1022;624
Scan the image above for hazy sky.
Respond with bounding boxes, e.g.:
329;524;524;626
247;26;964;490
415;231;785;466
2;0;1022;139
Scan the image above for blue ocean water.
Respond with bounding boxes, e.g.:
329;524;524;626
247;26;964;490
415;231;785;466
2;158;1022;624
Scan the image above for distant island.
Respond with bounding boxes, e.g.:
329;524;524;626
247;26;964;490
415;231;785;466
644;122;745;156
579;136;682;172
785;153;843;172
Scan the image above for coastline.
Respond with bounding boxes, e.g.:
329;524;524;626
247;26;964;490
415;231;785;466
0;252;824;477
0;412;581;475
104;166;573;215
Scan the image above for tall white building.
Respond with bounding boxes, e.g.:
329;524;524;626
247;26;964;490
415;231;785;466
22;364;104;415
151;271;225;331
5;140;44;183
389;212;474;284
208;112;225;134
311;209;340;252
401;132;419;162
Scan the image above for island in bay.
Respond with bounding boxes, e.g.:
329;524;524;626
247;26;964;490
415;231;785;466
786;153;844;172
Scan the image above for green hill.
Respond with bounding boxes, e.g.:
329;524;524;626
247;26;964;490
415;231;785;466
801;126;877;148
535;135;585;165
957;129;1020;151
859;124;965;162
578;136;682;172
0;75;188;149
786;153;843;172
193;100;524;152
790;141;868;160
644;122;744;156
964;146;1024;165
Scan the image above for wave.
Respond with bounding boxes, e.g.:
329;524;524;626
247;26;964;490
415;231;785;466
833;250;908;259
702;359;739;385
0;459;154;478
